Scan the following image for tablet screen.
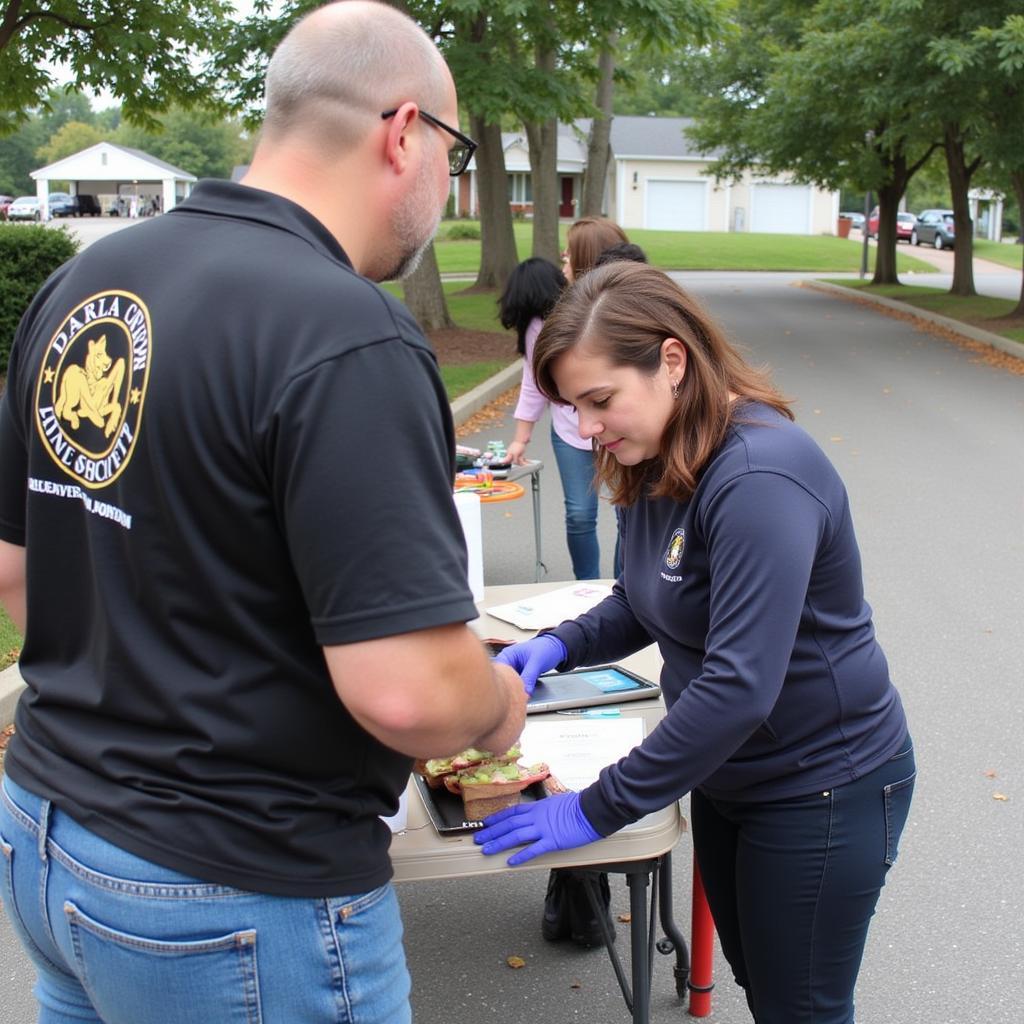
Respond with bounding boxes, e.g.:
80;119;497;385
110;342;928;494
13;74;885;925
527;666;659;712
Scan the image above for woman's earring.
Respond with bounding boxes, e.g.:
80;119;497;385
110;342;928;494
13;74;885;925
671;379;680;399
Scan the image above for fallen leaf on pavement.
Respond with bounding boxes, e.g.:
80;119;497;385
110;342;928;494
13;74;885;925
506;956;526;969
617;913;632;923
570;980;582;989
983;770;997;779
992;792;1009;801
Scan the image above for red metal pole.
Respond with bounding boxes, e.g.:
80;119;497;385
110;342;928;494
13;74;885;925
688;853;715;1017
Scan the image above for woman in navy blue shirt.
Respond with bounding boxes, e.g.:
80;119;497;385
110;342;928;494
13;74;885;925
478;262;915;1024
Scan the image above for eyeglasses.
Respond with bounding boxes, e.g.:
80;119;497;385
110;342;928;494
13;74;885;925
380;108;478;176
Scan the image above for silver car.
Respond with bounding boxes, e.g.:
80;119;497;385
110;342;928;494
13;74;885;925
6;196;40;221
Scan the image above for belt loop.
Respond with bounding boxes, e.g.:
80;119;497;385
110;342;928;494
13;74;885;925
37;800;52;861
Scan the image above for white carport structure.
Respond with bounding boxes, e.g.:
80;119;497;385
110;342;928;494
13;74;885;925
30;142;197;221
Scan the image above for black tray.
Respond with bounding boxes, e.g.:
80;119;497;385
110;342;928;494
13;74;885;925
414;773;547;835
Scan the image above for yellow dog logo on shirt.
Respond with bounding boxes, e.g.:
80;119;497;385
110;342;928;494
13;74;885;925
35;290;152;489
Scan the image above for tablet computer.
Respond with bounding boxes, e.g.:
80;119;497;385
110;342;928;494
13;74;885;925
526;665;660;713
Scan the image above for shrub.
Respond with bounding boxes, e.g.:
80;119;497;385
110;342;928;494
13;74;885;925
445;220;481;241
0;225;80;375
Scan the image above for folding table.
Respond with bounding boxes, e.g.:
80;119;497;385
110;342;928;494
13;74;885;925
389;582;715;1022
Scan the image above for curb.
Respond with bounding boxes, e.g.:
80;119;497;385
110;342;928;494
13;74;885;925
449;358;523;427
0;360;528;728
804;281;1024;363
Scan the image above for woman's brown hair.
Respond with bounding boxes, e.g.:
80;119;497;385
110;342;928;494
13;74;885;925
534;262;793;505
565;217;629;278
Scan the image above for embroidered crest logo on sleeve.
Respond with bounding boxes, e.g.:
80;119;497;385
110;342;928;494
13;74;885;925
34;290;151;490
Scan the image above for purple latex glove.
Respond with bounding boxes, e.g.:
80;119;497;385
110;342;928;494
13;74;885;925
493;634;567;695
474;791;602;866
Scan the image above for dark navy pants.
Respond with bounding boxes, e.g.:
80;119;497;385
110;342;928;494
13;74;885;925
691;736;915;1023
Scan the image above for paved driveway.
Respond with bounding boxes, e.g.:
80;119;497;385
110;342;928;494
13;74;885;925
2;272;1021;1023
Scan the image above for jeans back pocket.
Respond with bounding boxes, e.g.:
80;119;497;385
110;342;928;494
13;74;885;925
65;900;263;1023
883;772;916;866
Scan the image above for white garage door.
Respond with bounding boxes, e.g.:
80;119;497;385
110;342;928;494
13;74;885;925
645;180;706;231
751;184;811;234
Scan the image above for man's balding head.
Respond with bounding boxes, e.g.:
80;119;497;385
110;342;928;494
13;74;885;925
261;1;449;154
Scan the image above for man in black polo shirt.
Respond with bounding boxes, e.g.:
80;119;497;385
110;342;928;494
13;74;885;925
0;4;525;1021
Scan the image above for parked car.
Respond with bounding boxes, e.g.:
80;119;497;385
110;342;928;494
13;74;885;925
47;192;76;217
911;209;956;249
0;195;13;220
6;196;41;221
866;208;917;242
73;194;102;217
840;211;865;231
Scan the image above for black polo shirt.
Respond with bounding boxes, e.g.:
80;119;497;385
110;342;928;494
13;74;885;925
0;180;477;896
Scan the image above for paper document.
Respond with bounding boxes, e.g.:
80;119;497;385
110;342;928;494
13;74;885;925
486;583;612;631
518;717;645;793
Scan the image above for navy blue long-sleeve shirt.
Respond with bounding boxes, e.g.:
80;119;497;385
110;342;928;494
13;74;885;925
550;403;908;837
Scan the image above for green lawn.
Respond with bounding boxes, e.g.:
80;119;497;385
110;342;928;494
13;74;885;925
822;279;1024;346
382;281;516;399
973;238;1024;271
432;221;937;274
0;608;19;671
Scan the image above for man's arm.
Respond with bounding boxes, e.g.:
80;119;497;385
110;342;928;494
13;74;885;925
324;623;528;759
0;539;26;635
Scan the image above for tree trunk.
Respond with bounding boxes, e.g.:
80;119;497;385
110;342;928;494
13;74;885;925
943;122;981;298
1010;170;1024;319
581;33;617;219
525;29;560;266
525;116;559;265
871;182;904;286
381;0;451;328
402;242;452;330
470;114;519;291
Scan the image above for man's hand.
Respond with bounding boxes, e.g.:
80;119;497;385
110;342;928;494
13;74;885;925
474;791;602;866
494;634;566;695
472;661;528;757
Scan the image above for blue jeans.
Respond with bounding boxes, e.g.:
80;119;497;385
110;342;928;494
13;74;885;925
691;736;916;1023
0;776;411;1024
550;429;600;580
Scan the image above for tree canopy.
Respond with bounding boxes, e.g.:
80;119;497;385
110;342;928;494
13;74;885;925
0;0;232;133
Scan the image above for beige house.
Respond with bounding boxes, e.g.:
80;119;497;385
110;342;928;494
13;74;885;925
459;115;840;236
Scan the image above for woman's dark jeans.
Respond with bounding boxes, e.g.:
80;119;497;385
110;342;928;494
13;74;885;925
691;736;915;1024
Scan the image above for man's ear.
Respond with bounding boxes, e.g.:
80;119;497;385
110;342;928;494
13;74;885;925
383;102;419;174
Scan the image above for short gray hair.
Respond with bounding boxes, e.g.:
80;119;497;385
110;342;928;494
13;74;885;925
262;1;448;150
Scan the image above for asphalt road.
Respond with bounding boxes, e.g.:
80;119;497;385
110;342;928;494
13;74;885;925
2;272;1021;1022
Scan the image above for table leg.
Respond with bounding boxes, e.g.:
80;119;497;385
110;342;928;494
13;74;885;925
530;469;545;582
688;854;715;1017
627;869;653;1023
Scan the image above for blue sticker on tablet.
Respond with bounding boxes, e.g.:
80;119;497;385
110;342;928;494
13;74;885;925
578;670;641;693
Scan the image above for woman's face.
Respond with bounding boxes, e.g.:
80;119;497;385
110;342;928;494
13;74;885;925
560;245;574;282
552;340;684;466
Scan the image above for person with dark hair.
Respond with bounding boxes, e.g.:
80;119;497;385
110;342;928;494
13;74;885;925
482;261;916;1024
499;255;612;583
593;241;648;267
498;256;565;357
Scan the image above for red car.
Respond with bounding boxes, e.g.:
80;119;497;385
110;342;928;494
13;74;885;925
867;208;917;243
